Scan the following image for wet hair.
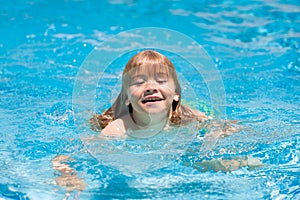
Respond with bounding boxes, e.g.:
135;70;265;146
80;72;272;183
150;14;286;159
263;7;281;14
89;50;199;131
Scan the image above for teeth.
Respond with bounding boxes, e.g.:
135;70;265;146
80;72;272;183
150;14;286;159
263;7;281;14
142;97;162;103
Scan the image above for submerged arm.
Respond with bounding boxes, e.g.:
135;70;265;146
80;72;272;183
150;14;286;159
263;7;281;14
192;156;263;172
194;118;263;172
52;155;85;199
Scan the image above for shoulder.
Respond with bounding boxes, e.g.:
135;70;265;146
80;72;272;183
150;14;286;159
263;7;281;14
101;118;126;137
100;114;134;137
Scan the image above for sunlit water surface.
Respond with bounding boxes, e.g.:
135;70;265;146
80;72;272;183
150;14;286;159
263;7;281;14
0;0;299;199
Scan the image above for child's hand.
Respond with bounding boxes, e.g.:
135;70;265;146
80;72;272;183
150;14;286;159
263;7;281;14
52;155;85;193
219;156;263;171
245;156;264;170
193;156;263;172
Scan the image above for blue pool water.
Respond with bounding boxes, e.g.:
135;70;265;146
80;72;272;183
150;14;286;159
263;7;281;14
1;0;300;199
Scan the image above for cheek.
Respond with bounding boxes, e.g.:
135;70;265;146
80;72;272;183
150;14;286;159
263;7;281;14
161;84;176;96
127;86;142;100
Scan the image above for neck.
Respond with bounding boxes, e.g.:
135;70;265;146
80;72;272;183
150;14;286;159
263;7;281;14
130;111;169;130
127;111;170;138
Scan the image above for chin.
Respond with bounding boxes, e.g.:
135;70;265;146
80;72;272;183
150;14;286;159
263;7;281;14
145;110;165;115
143;107;169;115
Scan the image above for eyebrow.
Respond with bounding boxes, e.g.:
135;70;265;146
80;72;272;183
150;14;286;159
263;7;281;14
131;74;147;80
132;72;169;78
155;72;169;77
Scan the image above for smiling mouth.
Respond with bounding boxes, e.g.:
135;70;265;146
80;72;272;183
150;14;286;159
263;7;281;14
141;97;164;104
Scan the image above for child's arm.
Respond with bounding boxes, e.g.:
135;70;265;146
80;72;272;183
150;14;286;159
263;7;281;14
52;155;85;198
192;156;263;172
194;118;263;172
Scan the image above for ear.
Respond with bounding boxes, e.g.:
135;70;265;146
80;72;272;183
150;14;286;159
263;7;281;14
173;94;179;102
172;95;180;112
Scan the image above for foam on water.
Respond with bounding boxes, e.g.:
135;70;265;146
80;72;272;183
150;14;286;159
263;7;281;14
0;0;299;199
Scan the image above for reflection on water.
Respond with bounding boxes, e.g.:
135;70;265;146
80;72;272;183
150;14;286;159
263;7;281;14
0;0;299;199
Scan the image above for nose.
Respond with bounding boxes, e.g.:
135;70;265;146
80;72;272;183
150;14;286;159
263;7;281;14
144;88;158;96
144;80;159;95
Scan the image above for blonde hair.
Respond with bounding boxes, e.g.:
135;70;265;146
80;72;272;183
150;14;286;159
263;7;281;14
90;50;198;131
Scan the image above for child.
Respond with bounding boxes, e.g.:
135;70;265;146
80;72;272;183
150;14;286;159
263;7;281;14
90;50;207;137
89;49;262;171
51;50;262;196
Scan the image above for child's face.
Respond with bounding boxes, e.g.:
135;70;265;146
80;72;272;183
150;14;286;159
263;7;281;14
127;71;177;116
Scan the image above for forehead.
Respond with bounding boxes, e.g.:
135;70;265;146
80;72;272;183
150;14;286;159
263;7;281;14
125;63;175;78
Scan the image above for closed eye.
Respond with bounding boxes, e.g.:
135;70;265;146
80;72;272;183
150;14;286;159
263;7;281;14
131;79;146;85
133;81;145;85
131;75;147;85
157;80;167;84
155;73;169;84
156;77;168;83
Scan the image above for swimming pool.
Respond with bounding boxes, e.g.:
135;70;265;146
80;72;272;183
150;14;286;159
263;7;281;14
1;0;299;199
